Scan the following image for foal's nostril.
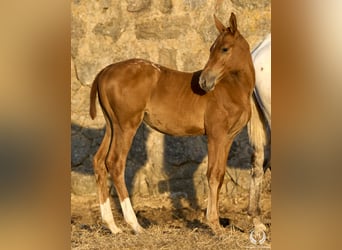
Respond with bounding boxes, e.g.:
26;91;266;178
199;75;206;87
199;73;215;92
199;74;204;83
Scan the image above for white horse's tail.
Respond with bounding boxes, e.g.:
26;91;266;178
248;91;267;153
247;91;268;217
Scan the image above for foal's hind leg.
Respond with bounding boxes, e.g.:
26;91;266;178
93;123;122;234
105;116;144;234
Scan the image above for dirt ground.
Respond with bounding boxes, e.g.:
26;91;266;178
71;170;271;249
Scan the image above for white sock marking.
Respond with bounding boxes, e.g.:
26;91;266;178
120;198;143;233
100;198;122;234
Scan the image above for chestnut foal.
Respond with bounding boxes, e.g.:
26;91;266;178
90;13;255;234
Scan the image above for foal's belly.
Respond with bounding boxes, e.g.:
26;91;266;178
143;110;205;136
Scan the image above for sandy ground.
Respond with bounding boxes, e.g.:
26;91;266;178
71;170;271;249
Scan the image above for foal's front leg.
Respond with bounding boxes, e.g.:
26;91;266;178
206;135;232;231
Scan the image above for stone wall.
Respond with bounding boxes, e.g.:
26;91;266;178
71;0;270;207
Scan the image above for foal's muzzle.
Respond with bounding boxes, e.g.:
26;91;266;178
199;72;216;92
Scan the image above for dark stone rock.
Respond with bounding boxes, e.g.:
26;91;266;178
82;127;105;140
71;15;86;58
127;124;148;166
158;0;173;14
164;136;207;167
93;18;123;42
71;169;97;195
74;60;98;86
159;48;177;69
72;133;91;166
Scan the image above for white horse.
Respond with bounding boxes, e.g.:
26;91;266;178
247;34;271;240
252;34;271;127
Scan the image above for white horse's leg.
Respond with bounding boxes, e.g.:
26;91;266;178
248;143;264;216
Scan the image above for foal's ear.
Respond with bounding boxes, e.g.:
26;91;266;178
214;14;226;34
228;12;237;35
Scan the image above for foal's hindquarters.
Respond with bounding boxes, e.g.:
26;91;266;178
90;61;160;234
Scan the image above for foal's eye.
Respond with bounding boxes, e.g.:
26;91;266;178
222;47;229;52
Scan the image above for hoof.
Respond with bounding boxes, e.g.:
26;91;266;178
206;220;223;234
133;225;145;234
253;217;266;231
109;226;123;234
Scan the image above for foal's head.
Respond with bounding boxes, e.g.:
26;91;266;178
199;13;252;92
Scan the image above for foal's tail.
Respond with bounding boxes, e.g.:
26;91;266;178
89;72;101;120
247;91;267;152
